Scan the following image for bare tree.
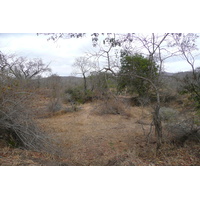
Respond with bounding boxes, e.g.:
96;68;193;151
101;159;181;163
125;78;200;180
72;57;95;94
7;56;51;80
84;34;122;99
39;33;134;47
0;53;57;153
0;52;9;72
46;74;63;113
86;33;173;150
171;33;200;80
129;33;175;150
85;33;123;75
171;33;200;108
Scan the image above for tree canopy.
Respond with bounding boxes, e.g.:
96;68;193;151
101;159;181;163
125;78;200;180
118;50;159;97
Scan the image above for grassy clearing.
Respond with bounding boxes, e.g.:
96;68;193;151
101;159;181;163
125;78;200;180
38;101;199;166
0;92;199;166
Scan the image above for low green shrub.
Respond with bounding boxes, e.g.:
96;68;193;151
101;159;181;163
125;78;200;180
64;87;93;104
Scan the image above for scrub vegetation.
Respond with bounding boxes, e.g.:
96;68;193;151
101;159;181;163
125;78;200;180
0;33;200;166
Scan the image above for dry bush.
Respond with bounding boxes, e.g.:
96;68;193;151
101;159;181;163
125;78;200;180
130;96;149;106
93;96;131;117
105;149;144;166
164;114;200;146
0;80;59;154
159;107;179;122
47;98;62;113
161;93;178;104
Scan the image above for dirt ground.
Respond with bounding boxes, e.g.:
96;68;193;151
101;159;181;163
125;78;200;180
0;98;199;166
37;102;152;165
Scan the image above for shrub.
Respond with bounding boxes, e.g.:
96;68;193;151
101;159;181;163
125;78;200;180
165;115;200;146
47;98;62;113
118;52;159;97
64;87;93;104
178;72;200;109
159;107;178;122
94;96;131;117
0;82;57;153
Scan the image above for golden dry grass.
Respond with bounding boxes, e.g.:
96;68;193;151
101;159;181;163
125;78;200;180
36;98;200;166
38;102;153;165
0;146;66;166
1;91;199;166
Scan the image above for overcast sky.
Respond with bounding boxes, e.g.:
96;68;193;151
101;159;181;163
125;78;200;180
0;33;95;76
1;33;200;76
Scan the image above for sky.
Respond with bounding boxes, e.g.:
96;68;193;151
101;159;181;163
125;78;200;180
1;33;200;76
0;33;95;76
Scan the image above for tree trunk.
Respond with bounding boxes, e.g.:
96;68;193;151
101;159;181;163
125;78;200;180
155;91;162;150
153;104;162;150
132;74;163;150
83;74;87;95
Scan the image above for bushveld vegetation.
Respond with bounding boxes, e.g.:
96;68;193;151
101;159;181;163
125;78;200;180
0;33;200;166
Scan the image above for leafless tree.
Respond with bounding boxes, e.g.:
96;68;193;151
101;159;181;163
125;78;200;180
8;56;51;80
83;34;122;100
129;33;176;150
0;52;9;72
85;33;122;76
85;33;173;149
72;56;95;94
171;33;200;80
46;74;63;113
0;52;58;153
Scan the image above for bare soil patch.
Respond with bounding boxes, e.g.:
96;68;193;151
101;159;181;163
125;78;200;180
38;102;152;165
1;95;199;166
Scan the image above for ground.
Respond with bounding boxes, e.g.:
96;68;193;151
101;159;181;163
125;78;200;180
38;102;151;165
0;97;199;166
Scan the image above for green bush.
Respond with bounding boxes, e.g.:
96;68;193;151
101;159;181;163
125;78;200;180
179;73;200;109
118;51;159;97
64;87;93;104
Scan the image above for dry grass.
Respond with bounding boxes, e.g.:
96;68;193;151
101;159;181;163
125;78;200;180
37;100;199;166
0;146;69;166
1;91;199;166
38;102;153;165
93;98;132;117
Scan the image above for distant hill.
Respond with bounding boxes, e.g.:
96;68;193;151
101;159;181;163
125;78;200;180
160;71;195;91
162;71;193;78
36;72;196;91
162;72;175;76
34;76;84;88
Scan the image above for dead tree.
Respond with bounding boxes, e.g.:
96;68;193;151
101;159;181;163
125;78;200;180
8;56;51;80
171;33;199;80
72;57;94;95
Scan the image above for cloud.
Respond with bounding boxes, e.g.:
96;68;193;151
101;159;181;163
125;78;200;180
0;33;93;76
2;33;200;75
164;59;200;73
